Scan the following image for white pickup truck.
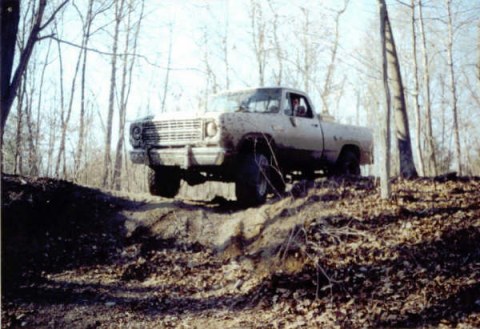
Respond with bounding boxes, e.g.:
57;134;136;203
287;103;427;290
129;87;373;205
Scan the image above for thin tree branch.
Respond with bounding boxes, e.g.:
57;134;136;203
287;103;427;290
39;0;69;31
45;35;205;73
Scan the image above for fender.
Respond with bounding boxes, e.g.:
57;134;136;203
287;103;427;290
237;133;277;156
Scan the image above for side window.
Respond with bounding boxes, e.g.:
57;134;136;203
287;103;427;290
297;97;313;118
285;92;313;118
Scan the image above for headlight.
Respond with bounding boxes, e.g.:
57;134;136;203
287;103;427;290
205;121;218;138
131;125;142;140
130;124;143;148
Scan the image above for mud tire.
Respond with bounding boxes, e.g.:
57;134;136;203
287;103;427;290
235;153;270;206
148;166;181;198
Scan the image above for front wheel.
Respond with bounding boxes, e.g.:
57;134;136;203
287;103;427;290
148;166;181;198
235;153;270;206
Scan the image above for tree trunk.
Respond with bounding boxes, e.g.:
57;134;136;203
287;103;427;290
418;0;437;176
113;0;144;191
223;2;231;89
249;0;266;86
24;69;39;176
55;34;83;179
201;26;217;101
378;1;391;199
102;0;125;188
74;0;94;182
321;0;349;114
410;0;425;176
14;79;26;175
267;0;283;86
379;0;418;179
46;108;58;177
1;0;20;137
53;35;65;177
161;22;173;113
445;0;462;175
301;7;311;94
477;20;480;91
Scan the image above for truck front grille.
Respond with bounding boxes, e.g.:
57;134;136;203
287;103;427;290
142;119;203;146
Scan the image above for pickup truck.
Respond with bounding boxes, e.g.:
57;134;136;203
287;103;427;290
129;87;373;205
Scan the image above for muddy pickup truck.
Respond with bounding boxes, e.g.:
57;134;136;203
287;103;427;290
129;87;373;205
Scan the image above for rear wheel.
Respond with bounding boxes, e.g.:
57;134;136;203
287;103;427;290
148;166;181;198
334;149;360;176
235;153;270;206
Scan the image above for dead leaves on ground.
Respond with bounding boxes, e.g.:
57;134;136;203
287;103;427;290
2;174;479;328
291;177;480;328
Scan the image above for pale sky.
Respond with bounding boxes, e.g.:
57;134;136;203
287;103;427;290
120;0;378;120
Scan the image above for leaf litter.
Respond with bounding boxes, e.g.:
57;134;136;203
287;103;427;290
1;173;479;328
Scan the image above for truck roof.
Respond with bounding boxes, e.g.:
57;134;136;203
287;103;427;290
211;86;307;97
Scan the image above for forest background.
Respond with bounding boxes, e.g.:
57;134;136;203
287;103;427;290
2;0;480;194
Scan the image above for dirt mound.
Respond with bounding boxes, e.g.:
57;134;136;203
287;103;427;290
2;174;480;328
1;174;136;288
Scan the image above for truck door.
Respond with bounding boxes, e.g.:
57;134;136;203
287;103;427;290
274;91;324;161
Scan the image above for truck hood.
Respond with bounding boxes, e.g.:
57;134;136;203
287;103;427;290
137;111;223;122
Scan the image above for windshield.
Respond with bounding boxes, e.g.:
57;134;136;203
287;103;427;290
206;89;281;113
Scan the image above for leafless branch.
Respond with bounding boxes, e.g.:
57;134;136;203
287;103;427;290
39;0;69;31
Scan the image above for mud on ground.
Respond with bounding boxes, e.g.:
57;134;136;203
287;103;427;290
1;173;479;328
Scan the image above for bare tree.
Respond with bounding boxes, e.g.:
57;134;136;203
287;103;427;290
32;39;53;175
477;20;480;90
11;1;33;174
445;0;462;175
1;0;20;137
24;66;39;175
222;1;231;89
113;0;144;191
249;0;267;86
73;0;94;181
378;0;418;179
418;0;437;176
378;0;392;199
200;25;218;101
1;0;68;138
45;99;58;177
478;19;480;90
102;0;125;188
321;0;349;114
300;7;312;94
55;20;85;178
161;22;173;113
409;0;425;176
267;0;283;86
13;79;26;175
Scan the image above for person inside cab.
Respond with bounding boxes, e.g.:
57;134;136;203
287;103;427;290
291;95;308;118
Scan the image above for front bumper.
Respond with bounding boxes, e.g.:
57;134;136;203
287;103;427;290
130;146;228;168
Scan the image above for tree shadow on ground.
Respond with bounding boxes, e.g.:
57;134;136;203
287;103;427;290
315;224;480;327
5;275;270;317
1;174;137;292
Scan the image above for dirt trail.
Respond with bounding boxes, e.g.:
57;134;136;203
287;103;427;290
2;174;479;328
